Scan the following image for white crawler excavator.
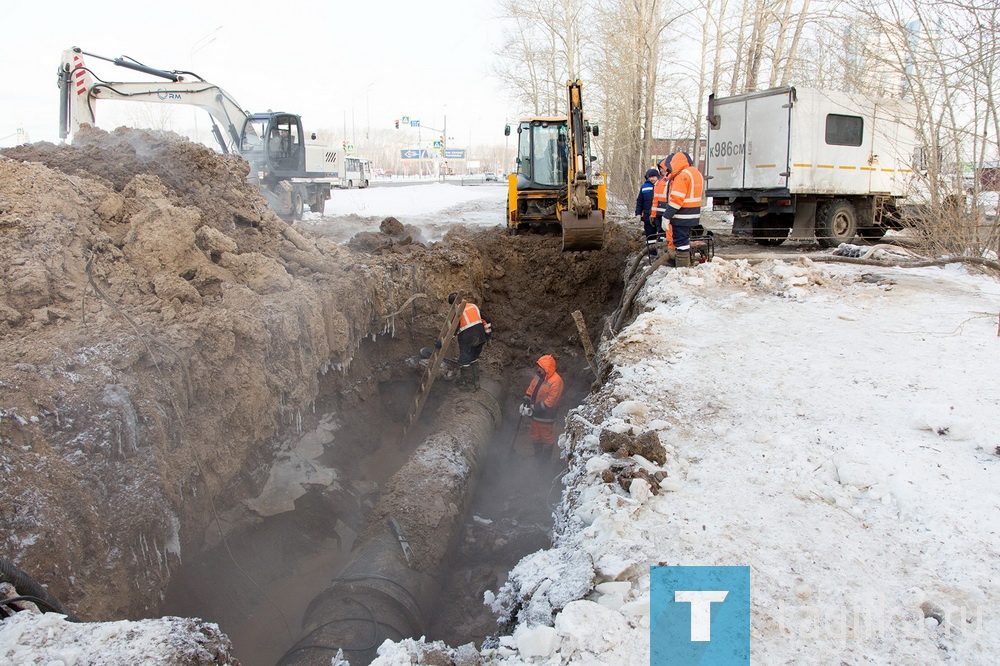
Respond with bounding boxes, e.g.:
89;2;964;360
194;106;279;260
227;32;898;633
57;46;338;220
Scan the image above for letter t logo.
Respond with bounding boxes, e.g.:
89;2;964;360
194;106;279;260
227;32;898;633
674;590;729;641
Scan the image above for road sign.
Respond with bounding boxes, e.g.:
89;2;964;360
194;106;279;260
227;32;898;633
401;149;426;159
401;115;410;125
443;149;466;159
432;140;442;149
410;119;420;127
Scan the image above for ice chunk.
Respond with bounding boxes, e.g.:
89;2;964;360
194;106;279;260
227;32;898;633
514;625;559;658
612;400;649;420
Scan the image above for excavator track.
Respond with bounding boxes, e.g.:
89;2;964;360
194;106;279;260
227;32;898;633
561;210;605;251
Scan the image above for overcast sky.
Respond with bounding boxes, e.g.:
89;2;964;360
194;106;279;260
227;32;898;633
0;0;514;149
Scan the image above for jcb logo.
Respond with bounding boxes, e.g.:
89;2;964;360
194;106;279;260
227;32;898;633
651;566;749;665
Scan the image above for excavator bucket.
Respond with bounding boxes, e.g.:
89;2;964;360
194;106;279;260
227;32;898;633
560;210;605;251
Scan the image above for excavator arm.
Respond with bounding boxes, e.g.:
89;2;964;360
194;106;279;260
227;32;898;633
560;80;605;250
58;47;247;154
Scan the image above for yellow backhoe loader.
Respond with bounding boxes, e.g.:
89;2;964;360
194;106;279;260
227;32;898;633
504;80;606;251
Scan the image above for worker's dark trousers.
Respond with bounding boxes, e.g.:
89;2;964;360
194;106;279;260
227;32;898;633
642;215;663;257
671;220;699;250
457;325;487;365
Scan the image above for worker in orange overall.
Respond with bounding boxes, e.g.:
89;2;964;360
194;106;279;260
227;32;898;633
653;152;704;268
519;355;564;458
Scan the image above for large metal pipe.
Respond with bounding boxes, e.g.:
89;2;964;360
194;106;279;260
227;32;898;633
278;378;503;666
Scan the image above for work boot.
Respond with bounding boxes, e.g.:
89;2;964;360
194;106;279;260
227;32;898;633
458;365;473;388
675;249;691;268
469;363;480;391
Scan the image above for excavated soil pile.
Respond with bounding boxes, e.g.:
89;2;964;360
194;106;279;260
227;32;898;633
0;128;634;630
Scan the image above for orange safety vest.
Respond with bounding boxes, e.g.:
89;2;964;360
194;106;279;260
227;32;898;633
458;302;484;332
650;177;675;249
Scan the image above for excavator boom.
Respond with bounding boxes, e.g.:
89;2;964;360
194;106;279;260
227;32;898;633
560;80;605;250
58;48;246;154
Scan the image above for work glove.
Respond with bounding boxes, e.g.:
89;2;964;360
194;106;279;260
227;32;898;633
519;404;533;417
521;395;531;406
434;340;442;349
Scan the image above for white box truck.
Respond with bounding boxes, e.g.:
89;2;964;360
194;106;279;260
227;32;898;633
705;86;918;247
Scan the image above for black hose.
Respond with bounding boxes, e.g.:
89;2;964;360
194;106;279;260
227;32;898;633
1;595;65;615
0;557;79;622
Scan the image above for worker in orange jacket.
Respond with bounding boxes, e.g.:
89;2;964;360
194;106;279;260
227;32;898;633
519;355;564;457
450;292;490;389
650;160;673;252
652;152;704;267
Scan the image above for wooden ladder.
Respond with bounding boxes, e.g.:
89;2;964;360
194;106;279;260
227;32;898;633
398;300;465;444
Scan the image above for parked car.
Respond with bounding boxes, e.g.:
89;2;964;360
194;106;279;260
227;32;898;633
484;171;497;181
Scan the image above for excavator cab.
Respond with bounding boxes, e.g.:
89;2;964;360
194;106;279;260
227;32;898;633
240;113;309;220
505;80;606;250
240;113;304;175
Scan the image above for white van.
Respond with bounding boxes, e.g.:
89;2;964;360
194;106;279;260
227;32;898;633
705;86;918;246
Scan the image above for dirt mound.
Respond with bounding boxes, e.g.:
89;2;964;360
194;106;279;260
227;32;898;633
0;129;388;619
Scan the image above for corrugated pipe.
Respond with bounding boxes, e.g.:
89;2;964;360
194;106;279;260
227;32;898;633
0;557;80;621
278;378;503;666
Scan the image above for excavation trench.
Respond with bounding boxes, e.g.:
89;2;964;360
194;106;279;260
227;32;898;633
161;324;596;666
158;234;633;666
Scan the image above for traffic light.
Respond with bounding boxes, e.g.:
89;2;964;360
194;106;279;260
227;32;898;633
394;120;399;129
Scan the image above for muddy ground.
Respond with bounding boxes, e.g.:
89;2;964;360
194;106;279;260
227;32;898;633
0;126;635;645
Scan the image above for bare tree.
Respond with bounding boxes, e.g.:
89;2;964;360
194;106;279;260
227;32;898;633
495;0;592;116
843;0;999;257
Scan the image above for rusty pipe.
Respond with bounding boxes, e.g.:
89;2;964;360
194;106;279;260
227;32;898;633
279;378;503;666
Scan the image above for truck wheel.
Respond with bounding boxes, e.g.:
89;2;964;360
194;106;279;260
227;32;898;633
751;213;791;246
815;199;857;248
291;191;304;221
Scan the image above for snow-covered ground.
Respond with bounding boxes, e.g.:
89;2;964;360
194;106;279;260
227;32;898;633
4;184;998;664
300;181;507;244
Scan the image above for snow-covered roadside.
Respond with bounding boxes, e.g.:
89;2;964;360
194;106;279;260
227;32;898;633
300;182;507;244
374;258;1000;665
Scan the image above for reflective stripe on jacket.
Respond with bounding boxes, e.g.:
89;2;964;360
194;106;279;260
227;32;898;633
635;179;655;218
650;177;669;218
662;153;704;225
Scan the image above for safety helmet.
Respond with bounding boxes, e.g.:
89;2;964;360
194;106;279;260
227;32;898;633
645;168;659;179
